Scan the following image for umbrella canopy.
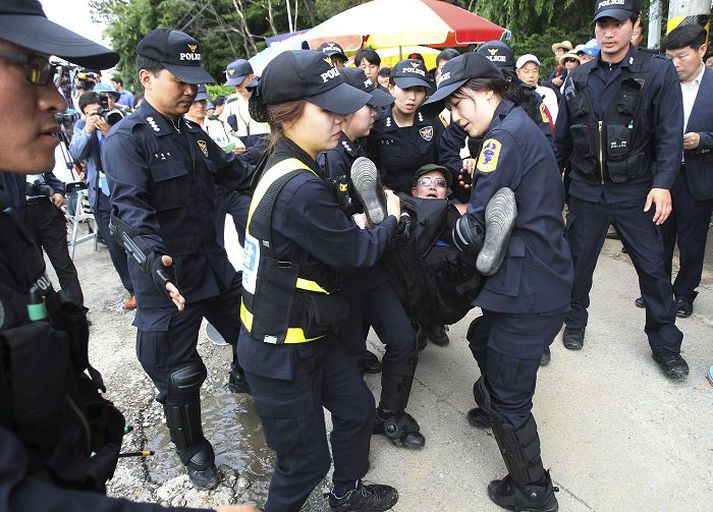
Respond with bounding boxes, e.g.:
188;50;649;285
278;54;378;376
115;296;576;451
366;46;441;70
301;0;506;51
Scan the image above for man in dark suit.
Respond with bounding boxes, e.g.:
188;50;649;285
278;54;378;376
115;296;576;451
660;24;713;317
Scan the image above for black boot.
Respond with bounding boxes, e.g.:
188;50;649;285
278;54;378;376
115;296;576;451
474;378;558;512
164;363;219;490
375;357;424;449
227;362;251;394
466;407;491;429
427;324;450;346
328;480;399;512
351;156;387;227
361;349;382;374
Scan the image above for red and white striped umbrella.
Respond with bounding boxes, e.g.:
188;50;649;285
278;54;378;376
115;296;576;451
301;0;506;51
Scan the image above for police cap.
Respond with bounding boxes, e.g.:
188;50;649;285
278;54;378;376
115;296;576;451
390;59;433;92
339;67;394;108
476;41;515;71
317;42;348;62
593;0;640;22
137;28;215;84
0;0;118;69
421;53;503;115
225;58;252;86
258;50;370;115
194;84;209;102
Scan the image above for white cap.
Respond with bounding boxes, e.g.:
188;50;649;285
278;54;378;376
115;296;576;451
515;54;541;69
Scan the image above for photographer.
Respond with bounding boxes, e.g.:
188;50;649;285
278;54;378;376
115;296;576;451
0;1;256;511
70;91;135;309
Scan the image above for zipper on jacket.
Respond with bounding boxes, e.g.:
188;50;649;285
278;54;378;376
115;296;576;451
598;121;605;184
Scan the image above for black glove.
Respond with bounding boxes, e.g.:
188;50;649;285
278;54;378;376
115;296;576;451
145;252;177;297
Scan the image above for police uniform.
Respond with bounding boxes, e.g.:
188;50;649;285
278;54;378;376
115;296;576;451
102;29;253;489
237;50;399;512
220;59;270;150
367;59;461;193
424;52;573;511
553;12;687;376
318;66;424;449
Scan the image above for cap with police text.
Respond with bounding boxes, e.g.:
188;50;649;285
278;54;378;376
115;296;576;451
137;29;215;84
413;163;452;188
258;50;371;115
476;41;515;71
317;42;348;62
422;52;503;116
391;59;433;91
516;54;541;69
340;67;394;108
593;0;640;22
0;0;118;69
225;58;252;86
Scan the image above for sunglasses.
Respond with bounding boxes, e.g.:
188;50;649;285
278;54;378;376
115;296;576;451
0;49;65;87
417;176;447;188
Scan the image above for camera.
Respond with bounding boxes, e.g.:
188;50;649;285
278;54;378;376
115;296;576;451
55;110;81;129
98;94;125;125
26;180;54;198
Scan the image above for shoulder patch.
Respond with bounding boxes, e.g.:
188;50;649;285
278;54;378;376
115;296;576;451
539;102;549;124
476;139;502;174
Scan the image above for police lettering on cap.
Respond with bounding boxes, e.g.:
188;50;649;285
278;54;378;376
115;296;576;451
421;52;503;116
476;41;515;71
137;28;215;84
593;0;640;22
339;67;394;108
225;58;253;86
317;42;348;61
258;50;371;115
390;59;433;91
0;0;118;69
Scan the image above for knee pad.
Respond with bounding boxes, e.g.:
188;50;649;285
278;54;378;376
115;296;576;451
166;361;207;405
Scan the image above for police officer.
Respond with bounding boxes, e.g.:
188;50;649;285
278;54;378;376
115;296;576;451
316;41;349;68
220;58;270;151
238;50;400;512
320;67;425;449
422;52;573;511
554;0;689;379
0;2;257;511
367;58;461;195
102;29;254;489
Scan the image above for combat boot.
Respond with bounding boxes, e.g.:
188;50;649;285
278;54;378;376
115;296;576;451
227;363;251;394
328;481;399;512
488;472;559;512
351;156;387;227
373;407;425;449
375;357;424;448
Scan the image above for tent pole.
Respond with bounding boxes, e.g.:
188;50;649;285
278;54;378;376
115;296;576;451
399;45;403;60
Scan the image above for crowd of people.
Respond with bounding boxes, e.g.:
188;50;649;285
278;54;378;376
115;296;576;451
1;0;712;511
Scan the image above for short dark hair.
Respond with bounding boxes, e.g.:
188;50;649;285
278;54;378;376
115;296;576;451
663;24;707;51
135;56;165;78
78;91;101;113
111;76;123;86
437;48;460;66
355;47;381;67
377;67;391;78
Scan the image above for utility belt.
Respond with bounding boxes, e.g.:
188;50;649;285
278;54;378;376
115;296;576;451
564;51;654;184
240;158;348;345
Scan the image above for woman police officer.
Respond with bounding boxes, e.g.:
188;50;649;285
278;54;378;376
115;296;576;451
237;50;401;512
319;67;426;450
422;53;573;512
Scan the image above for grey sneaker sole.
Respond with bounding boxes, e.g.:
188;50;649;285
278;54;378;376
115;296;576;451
477;187;517;276
351;156;387;227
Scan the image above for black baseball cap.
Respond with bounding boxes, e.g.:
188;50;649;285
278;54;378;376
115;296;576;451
476;41;515;71
317;42;348;62
339;67;394;108
421;53;503;116
137;28;215;84
413;163;452;187
258;50;370;115
593;0;640;22
391;59;433;91
225;58;252;86
194;84;209;102
0;0;118;69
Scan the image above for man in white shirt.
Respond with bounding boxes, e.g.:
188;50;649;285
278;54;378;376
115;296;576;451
657;24;713;317
515;54;559;123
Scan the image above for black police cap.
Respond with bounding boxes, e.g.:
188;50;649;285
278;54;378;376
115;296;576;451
317;42;348;61
257;50;370;115
476;41;515;71
339;67;394;108
0;0;118;69
593;0;640;22
225;58;252;86
421;53;503;116
390;59;433;92
137;29;215;84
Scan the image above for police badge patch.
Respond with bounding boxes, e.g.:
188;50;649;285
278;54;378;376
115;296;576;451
476;139;502;173
419;126;434;142
197;140;209;157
